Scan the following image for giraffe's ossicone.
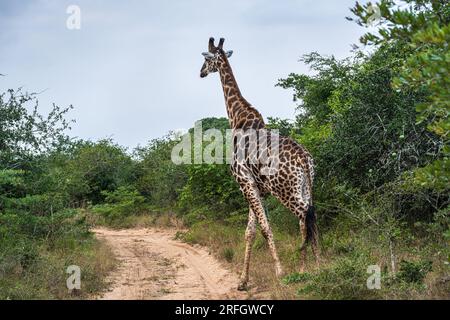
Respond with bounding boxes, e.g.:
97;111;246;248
199;37;320;291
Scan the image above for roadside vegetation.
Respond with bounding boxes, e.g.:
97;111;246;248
1;0;448;299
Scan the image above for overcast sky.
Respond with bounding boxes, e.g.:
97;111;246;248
0;0;368;148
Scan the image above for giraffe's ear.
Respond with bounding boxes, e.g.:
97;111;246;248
202;52;215;60
225;50;233;58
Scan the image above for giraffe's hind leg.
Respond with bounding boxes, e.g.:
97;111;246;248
240;180;283;279
238;208;256;291
299;215;308;273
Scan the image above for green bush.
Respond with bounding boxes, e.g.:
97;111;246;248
177;118;245;219
134;134;188;208
282;272;312;285
91;186;146;222
397;260;432;284
64;140;136;204
297;253;380;299
0;207;112;299
181;208;210;227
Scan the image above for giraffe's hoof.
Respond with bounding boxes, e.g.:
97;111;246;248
237;282;248;291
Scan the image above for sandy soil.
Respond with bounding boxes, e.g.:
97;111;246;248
93;227;249;300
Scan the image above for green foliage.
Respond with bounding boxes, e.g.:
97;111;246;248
278;45;440;192
282;272;312;285
178;117;245;219
266;117;299;137
0;169;24;209
412;158;449;191
350;0;449;193
0;89;73;169
430;204;450;237
220;247;235;263
64;140;135;204
0;87;117;298
0;208;110;299
179;163;244;215
91;186;146;222
297;253;380;299
397;259;432;284
0;169;24;187
134;134;187;208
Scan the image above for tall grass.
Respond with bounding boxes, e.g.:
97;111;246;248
0;210;116;299
178;213;449;300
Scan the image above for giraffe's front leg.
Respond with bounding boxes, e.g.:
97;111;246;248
238;208;256;291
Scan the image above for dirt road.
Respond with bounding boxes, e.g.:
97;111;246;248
93;228;248;300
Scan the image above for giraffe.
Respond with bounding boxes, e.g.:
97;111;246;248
199;37;320;291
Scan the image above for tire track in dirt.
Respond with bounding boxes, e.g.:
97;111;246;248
93;227;249;300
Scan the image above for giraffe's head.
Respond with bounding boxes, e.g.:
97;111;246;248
200;37;233;78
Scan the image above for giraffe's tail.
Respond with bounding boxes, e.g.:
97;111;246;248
305;205;318;245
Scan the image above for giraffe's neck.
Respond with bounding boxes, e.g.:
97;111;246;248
218;55;265;129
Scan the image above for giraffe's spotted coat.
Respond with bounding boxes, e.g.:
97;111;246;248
200;37;319;290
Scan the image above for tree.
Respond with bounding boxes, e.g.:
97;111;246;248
0;89;73;169
134;134;188;208
278;45;439;191
349;0;449;190
64;140;135;204
178;117;245;217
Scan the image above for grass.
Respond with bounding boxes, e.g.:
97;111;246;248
0;209;118;300
0;234;116;299
178;216;450;300
84;206;450;300
87;208;182;230
220;247;235;263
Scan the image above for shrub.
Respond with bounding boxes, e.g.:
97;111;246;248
397;260;432;284
282;272;312;285
91;186;146;222
297;253;380;299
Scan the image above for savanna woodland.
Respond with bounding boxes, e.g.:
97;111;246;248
1;0;448;299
